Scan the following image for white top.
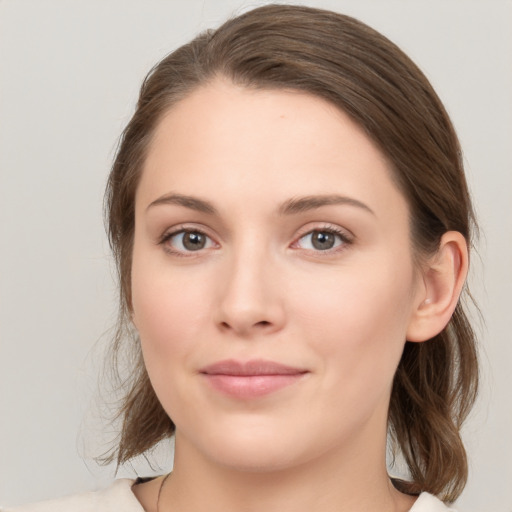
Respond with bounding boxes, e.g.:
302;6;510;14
1;478;457;512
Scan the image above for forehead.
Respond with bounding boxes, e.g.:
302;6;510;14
137;79;406;220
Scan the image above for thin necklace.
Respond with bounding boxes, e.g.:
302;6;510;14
156;473;172;512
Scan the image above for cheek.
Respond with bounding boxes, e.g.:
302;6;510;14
289;258;416;374
130;251;211;365
130;259;214;420
293;266;416;430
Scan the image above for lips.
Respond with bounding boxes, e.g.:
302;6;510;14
199;359;308;399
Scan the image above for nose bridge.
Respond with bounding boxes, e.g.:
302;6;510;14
215;235;284;335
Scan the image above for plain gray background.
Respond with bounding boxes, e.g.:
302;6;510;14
1;0;511;510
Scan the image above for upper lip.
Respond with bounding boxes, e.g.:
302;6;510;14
199;359;308;376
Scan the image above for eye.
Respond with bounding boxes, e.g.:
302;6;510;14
161;229;216;254
295;228;350;252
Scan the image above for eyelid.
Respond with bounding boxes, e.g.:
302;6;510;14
157;224;220;256
157;222;354;256
290;223;354;253
294;222;353;239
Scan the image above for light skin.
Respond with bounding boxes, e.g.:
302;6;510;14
130;79;468;512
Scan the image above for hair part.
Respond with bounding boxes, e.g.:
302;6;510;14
103;4;478;502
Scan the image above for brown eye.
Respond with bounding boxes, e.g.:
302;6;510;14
182;231;207;251
166;230;214;253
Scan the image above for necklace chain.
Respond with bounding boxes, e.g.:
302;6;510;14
154;471;412;512
156;473;172;512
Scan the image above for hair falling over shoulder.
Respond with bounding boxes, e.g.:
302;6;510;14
101;4;479;503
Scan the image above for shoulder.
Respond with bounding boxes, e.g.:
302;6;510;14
410;493;458;512
1;479;143;512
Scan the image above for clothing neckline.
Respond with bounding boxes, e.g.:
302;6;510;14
127;477;452;512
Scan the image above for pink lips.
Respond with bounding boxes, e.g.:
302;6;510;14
200;359;308;399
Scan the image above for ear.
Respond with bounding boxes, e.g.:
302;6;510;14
406;231;468;342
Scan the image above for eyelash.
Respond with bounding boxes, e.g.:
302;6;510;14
158;225;217;258
158;224;353;257
293;224;353;254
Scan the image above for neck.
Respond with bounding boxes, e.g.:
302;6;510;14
158;431;416;512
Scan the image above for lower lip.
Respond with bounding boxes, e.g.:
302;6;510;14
202;374;306;399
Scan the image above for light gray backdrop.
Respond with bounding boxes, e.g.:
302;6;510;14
1;0;511;510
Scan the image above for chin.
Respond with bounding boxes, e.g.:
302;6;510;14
208;442;304;473
179;416;334;475
173;415;301;471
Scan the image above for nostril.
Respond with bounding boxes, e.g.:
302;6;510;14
219;320;272;331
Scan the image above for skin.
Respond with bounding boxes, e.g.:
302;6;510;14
130;79;467;512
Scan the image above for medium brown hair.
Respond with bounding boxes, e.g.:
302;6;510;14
104;4;478;502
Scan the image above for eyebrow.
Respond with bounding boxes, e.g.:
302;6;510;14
278;195;375;216
146;192;374;216
147;193;217;214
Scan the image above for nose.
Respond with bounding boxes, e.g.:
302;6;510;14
214;246;286;337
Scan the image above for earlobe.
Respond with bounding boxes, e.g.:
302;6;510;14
406;231;468;342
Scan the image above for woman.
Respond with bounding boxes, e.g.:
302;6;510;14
5;4;478;511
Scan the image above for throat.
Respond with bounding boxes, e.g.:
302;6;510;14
145;465;418;512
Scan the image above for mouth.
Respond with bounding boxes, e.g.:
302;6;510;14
199;359;309;399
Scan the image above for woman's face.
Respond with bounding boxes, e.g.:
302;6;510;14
131;79;425;471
